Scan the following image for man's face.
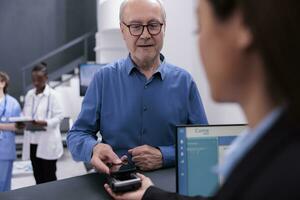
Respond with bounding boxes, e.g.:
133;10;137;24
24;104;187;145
32;71;47;91
120;0;165;65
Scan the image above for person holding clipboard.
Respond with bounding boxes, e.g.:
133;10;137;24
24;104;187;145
0;71;22;192
22;63;64;184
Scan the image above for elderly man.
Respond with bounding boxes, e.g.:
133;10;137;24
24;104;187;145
67;0;207;174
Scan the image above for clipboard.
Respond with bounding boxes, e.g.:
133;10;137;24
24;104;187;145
9;117;46;131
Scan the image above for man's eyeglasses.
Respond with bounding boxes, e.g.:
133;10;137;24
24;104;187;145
122;22;164;36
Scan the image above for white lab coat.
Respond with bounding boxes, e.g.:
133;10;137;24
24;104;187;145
22;85;64;160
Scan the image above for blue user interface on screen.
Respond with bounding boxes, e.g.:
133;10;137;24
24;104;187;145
177;125;246;197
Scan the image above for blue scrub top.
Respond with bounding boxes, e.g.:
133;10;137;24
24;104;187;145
0;95;21;160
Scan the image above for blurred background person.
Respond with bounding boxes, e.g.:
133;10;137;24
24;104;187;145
22;63;64;184
0;71;22;192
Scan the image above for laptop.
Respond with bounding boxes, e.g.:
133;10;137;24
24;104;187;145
176;124;247;197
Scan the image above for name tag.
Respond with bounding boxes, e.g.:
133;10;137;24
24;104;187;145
0;117;7;122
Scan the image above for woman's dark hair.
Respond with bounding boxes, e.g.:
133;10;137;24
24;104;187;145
0;71;10;94
209;0;300;112
32;62;48;76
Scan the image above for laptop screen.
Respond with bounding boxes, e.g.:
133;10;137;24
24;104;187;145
176;124;247;197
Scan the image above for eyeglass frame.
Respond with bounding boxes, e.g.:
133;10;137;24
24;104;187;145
122;22;164;36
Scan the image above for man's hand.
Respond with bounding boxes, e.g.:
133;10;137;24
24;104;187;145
104;173;153;200
129;145;163;171
91;143;122;174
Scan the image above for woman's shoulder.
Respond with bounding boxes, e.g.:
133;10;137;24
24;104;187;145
6;94;19;103
5;94;21;107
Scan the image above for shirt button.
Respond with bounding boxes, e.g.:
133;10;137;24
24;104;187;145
144;85;147;89
143;106;147;111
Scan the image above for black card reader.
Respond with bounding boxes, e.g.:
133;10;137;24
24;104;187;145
107;163;142;193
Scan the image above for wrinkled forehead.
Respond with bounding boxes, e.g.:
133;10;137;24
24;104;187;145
122;0;164;23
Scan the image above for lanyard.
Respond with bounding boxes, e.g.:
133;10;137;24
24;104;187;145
0;96;7;139
31;94;51;119
0;95;7;119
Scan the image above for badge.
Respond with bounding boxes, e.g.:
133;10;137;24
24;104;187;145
0;117;7;122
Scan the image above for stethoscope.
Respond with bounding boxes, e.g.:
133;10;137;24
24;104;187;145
0;95;7;122
31;94;51;119
0;95;7;139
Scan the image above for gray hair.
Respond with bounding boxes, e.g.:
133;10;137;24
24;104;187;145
119;0;166;23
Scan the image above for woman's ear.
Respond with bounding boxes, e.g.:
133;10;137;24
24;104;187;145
0;81;5;89
235;10;253;50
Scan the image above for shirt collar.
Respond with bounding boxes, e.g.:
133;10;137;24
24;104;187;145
125;54;166;80
216;106;284;181
33;84;50;97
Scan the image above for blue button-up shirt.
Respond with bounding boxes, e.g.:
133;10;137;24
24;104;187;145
67;54;208;167
0;95;21;160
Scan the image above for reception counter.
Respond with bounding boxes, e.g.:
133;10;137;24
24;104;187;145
0;168;175;200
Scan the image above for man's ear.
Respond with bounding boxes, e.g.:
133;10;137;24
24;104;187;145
162;23;166;36
120;23;124;33
120;23;126;40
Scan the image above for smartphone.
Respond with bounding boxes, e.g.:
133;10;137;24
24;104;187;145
109;162;137;176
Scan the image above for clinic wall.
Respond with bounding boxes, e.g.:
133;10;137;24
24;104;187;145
0;0;97;98
55;75;83;121
161;0;246;124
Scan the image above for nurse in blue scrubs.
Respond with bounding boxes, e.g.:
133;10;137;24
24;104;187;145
0;72;22;192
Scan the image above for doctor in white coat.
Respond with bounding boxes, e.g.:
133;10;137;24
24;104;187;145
22;63;64;184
